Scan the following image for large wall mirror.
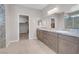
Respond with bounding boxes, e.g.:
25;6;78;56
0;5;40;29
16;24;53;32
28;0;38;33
64;10;79;29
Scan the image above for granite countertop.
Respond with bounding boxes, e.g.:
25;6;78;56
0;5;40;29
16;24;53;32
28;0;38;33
37;27;79;37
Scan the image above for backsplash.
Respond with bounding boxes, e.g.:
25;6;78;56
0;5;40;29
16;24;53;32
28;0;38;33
0;4;6;48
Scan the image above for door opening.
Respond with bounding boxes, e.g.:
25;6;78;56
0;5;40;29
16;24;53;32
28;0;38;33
19;15;29;40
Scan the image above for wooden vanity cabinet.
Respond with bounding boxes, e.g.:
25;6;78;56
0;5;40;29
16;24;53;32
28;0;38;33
37;29;79;54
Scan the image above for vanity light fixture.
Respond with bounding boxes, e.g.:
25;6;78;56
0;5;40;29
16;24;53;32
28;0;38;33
48;7;59;15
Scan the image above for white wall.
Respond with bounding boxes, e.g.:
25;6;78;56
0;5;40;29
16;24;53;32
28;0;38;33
5;5;19;45
5;4;42;45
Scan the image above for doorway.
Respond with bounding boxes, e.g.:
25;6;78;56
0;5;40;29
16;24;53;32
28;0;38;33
19;15;29;40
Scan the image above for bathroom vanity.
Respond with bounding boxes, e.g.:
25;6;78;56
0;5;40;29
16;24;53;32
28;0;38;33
37;28;79;54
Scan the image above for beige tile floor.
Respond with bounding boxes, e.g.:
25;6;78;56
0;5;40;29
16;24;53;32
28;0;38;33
0;39;56;54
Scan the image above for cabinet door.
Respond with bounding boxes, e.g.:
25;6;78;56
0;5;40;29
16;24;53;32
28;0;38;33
40;30;48;43
37;29;44;41
37;30;47;42
46;32;58;53
59;35;78;54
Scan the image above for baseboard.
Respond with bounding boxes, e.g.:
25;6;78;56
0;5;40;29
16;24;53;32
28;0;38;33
6;40;19;48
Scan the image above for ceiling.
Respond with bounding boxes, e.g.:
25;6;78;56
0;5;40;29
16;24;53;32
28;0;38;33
17;4;76;11
18;4;48;10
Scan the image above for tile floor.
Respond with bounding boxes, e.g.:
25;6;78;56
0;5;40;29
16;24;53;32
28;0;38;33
0;39;56;54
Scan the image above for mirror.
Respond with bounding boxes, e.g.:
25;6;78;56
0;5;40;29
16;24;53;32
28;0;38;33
51;18;55;28
64;10;79;29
